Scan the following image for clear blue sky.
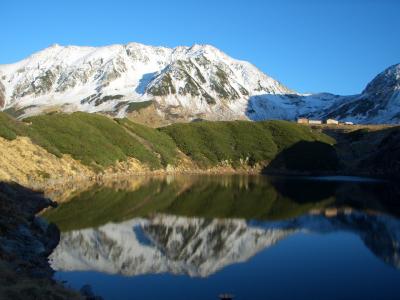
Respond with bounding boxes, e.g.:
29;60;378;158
1;0;399;95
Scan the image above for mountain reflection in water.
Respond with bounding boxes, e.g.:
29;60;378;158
44;175;400;274
43;175;400;300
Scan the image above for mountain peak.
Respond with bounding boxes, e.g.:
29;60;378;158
363;63;400;95
0;42;295;121
1;43;399;124
49;43;61;49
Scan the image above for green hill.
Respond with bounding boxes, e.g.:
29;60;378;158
0;111;336;172
2;111;399;178
160;120;335;168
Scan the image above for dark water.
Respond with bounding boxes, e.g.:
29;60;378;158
43;175;400;300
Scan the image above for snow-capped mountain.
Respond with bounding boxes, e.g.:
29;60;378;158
50;211;400;277
308;63;400;124
0;43;398;123
0;43;298;121
0;80;5;109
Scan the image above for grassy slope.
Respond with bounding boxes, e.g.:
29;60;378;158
0;112;57;153
0;112;23;140
0;112;47;141
160;121;275;167
0;112;167;169
160;120;334;167
0;111;335;171
116;118;178;166
331;126;400;177
24;112;163;169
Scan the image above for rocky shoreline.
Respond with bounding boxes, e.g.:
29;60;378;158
31;166;396;202
0;182;87;299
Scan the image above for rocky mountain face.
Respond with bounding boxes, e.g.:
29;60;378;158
309;64;400;124
0;80;5;109
50;211;400;277
0;43;398;124
0;43;297;122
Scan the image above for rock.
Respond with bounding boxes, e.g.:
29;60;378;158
0;182;84;299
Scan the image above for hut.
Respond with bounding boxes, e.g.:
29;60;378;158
297;118;309;124
309;119;322;125
326;119;339;125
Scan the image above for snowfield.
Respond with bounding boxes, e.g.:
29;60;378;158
0;42;399;123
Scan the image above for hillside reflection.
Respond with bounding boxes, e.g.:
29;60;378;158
43;175;400;275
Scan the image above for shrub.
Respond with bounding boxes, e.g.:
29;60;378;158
24;112;161;169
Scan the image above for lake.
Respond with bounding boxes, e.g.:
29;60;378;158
43;175;400;300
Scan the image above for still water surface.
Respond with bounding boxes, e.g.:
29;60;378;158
43;175;400;300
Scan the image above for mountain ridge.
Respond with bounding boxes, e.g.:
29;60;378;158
0;42;294;122
0;43;399;124
309;63;400;123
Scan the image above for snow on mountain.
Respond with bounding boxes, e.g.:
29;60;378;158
0;43;299;121
0;43;398;123
247;92;346;121
309;63;400;124
0;80;5;109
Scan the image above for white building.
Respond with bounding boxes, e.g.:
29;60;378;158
309;120;322;125
297;118;309;124
326;119;339;125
